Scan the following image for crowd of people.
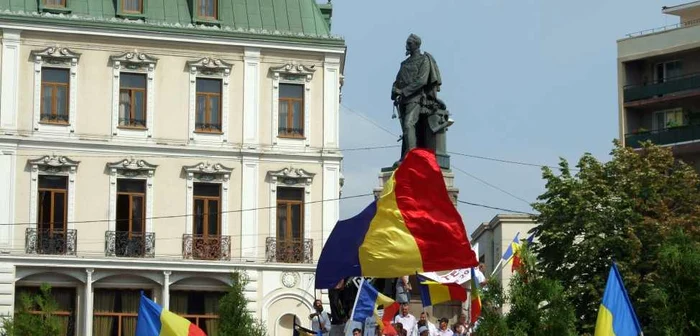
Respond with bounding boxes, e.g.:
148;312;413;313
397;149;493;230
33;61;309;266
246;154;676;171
314;263;489;336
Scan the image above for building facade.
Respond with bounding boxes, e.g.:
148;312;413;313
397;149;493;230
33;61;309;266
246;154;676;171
470;214;536;312
618;1;700;169
0;1;345;335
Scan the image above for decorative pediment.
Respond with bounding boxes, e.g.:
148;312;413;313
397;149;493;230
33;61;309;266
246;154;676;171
187;57;233;76
183;162;233;182
107;158;157;178
31;46;81;65
270;62;316;82
28;155;79;174
268;167;315;186
110;51;158;70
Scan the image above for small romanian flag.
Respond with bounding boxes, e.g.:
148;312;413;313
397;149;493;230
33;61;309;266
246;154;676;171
350;279;400;334
594;262;642;336
470;268;482;324
135;293;206;336
417;274;467;307
315;149;479;288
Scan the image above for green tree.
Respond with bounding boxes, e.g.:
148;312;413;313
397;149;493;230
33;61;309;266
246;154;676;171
475;278;508;336
532;141;700;334
218;271;267;336
644;229;700;335
2;283;64;336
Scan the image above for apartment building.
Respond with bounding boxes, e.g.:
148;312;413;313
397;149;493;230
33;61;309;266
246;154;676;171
618;1;700;169
470;214;536;312
0;1;344;335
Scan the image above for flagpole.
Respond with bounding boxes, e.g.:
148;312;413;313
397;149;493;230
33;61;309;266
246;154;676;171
490;259;504;277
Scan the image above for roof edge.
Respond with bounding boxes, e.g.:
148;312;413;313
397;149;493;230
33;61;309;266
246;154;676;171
663;1;700;15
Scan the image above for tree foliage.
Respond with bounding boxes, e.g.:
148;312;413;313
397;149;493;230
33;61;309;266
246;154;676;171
532;141;700;334
2;283;63;336
477;245;576;336
218;271;267;336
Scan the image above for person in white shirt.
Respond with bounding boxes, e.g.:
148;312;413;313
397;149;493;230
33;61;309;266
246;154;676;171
418;326;430;336
310;299;331;336
396;276;412;304
393;304;417;336
418;312;438;336
436;318;453;336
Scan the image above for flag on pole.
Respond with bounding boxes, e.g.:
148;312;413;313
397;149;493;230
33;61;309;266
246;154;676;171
349;279;400;335
135;293;205;336
315;149;479;289
511;232;535;272
417;274;467;307
470;268;482;324
594;262;642;336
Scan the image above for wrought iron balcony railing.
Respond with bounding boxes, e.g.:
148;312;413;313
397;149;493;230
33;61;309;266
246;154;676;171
278;127;304;137
265;237;313;263
105;231;155;258
25;228;77;255
625;124;700;148
40;113;69;124
194;123;222;133
182;234;231;261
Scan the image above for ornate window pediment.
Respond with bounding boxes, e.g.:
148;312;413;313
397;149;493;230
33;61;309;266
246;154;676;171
110;51;158;71
183;162;233;182
270;62;316;83
28;155;79;174
107;158;158;178
268;167;315;186
31;46;81;66
187;57;233;76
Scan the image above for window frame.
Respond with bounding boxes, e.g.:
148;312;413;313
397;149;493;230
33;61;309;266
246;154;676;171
31;47;81;134
92;289;152;336
194;78;223;134
110;52;158;138
116;179;147;238
269;63;315;147
37;175;68;232
187;58;232;143
40;68;70;125
194;0;220;23
118;73;148;129
277;83;305;139
15;286;77;336
276;187;304;241
193;182;222;237
121;0;143;14
170;290;224;335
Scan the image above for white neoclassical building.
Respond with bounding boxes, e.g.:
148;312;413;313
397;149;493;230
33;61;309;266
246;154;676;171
0;0;345;335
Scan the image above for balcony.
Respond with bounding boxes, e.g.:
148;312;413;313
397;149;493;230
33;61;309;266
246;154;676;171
105;231;155;258
25;228;77;256
182;234;231;261
625;124;700;148
265;237;313;263
624;73;700;103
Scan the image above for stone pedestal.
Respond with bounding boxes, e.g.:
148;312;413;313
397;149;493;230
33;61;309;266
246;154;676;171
373;169;459;206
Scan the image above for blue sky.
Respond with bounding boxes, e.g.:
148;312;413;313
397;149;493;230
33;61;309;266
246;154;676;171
331;0;677;234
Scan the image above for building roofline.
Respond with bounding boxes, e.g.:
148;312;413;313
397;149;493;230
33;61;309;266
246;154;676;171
663;1;700;15
470;213;534;241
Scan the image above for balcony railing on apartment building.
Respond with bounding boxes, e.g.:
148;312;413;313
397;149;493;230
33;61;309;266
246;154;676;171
105;231;155;258
625;18;700;38
25;228;77;256
625;124;700;148
624;73;700;103
182;234;231;261
265;237;313;263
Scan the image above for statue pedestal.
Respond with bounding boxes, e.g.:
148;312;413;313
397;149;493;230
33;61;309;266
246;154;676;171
374;168;459;206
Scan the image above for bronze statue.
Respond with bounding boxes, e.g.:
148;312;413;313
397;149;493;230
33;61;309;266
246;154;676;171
391;34;452;169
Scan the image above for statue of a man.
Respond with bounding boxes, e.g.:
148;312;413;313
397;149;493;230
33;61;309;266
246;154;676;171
391;34;446;162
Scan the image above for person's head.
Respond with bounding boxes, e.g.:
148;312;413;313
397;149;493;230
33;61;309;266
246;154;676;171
405;34;422;56
479;263;486;273
394;322;403;332
401;303;410;316
417;320;426;328
439;318;449;330
458;313;467;324
353;328;362;336
418;326;429;336
419;311;428;322
313;299;323;312
456;324;466;334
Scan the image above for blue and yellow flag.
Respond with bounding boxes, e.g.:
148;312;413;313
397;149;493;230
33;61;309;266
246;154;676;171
594;262;642;336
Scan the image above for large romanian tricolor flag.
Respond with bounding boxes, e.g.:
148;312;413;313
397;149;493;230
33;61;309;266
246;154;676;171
315;149;478;288
417;274;467;307
135;293;206;336
350;279;400;335
594;262;642;336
